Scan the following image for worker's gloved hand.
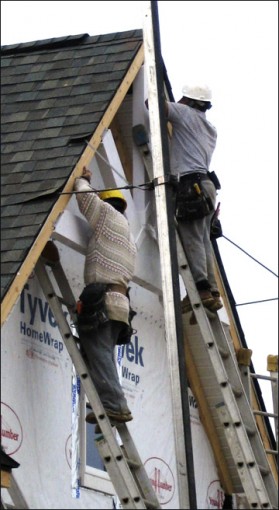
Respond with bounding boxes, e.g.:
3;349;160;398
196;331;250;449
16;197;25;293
81;166;92;183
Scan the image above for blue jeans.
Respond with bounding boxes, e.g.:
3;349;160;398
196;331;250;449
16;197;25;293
79;320;130;414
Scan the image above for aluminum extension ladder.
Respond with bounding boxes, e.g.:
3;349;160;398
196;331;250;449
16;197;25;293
133;124;278;509
1;473;29;509
176;228;278;509
34;242;161;510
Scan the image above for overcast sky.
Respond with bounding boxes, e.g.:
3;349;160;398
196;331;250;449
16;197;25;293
1;1;278;417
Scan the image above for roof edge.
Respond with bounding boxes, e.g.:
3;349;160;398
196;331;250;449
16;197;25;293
1;43;145;326
1;29;143;55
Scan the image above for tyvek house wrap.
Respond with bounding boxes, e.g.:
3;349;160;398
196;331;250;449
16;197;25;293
1;243;224;509
1;67;224;508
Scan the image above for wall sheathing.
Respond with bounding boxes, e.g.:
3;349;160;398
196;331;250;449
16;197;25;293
1;68;225;510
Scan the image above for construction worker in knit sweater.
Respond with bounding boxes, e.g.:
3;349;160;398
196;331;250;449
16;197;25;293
74;166;136;426
164;83;223;313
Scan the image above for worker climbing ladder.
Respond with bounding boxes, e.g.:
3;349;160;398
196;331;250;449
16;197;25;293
34;242;161;510
143;3;278;507
133;119;278;508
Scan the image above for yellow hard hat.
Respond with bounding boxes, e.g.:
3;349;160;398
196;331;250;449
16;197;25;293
99;189;127;210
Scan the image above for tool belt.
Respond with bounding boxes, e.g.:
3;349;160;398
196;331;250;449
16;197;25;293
117;301;137;346
76;283;109;334
176;173;214;221
207;170;221;190
76;283;137;345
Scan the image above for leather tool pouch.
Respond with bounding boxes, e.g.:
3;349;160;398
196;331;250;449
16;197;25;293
76;283;108;334
175;178;214;221
207;170;221;190
116;288;137;345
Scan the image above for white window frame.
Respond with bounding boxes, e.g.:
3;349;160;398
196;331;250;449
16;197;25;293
79;388;115;495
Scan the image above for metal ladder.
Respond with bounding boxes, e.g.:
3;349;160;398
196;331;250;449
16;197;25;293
133;124;278;509
34;242;161;510
1;473;29;509
176;227;278;509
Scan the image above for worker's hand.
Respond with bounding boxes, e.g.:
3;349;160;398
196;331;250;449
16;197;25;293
82;166;92;183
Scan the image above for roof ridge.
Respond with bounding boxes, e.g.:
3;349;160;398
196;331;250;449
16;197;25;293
1;29;143;56
1;34;89;55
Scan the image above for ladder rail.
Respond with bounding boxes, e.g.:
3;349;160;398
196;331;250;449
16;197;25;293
208;291;279;479
34;257;161;510
132;122;278;507
176;229;278;509
1;473;29;510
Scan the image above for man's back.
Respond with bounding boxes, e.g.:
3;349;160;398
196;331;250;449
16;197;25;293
167;101;217;175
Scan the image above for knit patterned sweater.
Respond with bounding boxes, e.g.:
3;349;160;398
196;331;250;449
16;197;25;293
74;177;137;324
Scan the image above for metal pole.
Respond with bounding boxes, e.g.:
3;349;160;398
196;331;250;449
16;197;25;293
144;2;197;508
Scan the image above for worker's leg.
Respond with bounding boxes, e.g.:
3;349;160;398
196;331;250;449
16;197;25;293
204;217;219;292
178;216;209;286
202;180;219;293
79;320;131;414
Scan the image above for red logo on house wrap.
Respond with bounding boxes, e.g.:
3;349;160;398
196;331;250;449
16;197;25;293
65;434;72;468
1;402;23;455
144;457;175;504
206;480;225;509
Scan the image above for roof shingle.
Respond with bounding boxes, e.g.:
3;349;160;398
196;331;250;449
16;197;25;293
1;29;143;301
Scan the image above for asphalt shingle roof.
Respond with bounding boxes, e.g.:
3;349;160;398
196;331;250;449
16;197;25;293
1;30;143;306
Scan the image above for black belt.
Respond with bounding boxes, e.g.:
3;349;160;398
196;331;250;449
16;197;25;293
180;172;209;182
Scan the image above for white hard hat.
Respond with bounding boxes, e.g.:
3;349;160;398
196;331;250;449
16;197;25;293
182;84;212;102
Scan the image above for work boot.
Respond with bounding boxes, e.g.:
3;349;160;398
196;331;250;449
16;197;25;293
198;290;216;310
182;291;216;313
86;408;133;425
208;291;223;312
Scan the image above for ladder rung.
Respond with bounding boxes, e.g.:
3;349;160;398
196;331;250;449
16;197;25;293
265;449;278;456
58;295;76;309
251;373;278;383
257;464;271;477
120;445;141;470
125;457;141;470
253;410;278;419
245;424;257;437
219;381;243;398
231;384;243;398
218;346;230;359
142;498;160;509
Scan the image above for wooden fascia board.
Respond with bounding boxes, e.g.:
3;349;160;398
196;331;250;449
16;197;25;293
1;43;144;327
1;469;11;488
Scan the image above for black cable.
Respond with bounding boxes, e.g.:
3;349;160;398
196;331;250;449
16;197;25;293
236;297;278;307
59;181;155;195
222;234;278;278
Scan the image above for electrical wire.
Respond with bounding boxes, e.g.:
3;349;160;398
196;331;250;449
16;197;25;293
60;164;279;291
236;297;278;307
222;234;278;278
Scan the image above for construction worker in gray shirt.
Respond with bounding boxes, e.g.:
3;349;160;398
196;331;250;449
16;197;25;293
165;83;223;314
